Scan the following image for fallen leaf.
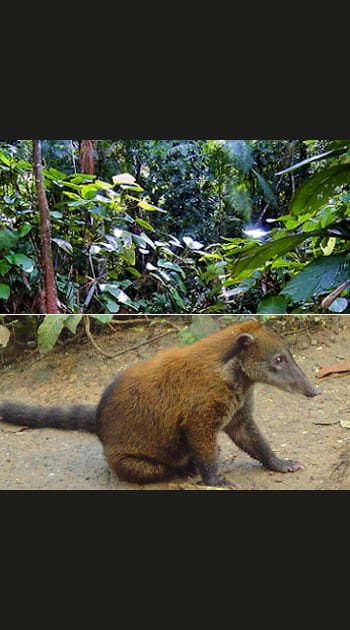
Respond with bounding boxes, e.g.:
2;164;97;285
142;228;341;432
316;361;350;378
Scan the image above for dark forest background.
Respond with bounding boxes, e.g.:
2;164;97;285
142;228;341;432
0;139;349;314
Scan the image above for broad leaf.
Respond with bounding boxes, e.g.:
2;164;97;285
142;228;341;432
289;164;350;216
0;228;19;250
257;296;288;314
90;315;114;323
81;184;99;200
38;315;68;355
99;283;135;307
6;253;34;272
52;238;73;254
19;223;33;237
280;253;350;302
135;218;155;232
158;259;186;278
64;315;83;334
0;283;10;299
229;233;310;279
125;266;142;278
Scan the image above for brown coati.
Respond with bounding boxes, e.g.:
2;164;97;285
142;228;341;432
0;320;320;487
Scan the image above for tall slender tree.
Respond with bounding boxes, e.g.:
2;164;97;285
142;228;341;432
32;140;59;313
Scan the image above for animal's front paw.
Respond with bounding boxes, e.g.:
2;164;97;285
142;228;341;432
269;458;305;473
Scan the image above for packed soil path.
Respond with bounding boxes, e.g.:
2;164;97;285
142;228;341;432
1;316;350;491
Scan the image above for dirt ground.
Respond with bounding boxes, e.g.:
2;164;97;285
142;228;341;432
1;315;350;491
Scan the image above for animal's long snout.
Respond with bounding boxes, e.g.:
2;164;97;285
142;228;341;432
305;385;321;397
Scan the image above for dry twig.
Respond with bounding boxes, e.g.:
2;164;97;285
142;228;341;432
83;315;183;359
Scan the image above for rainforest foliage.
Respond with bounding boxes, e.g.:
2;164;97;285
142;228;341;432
0;139;349;314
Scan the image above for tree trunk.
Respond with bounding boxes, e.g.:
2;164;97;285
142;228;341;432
79;140;95;174
32;140;59;313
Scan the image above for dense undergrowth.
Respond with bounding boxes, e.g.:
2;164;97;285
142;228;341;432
0;139;349;314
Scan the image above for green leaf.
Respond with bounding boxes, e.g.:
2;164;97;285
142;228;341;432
280;253;350;302
67;199;92;208
102;296;120;313
168;286;186;309
63;315;83;334
158;260;186;278
0;261;11;274
6;254;34;272
63;190;84;201
90;315;114;323
125;266;142;278
134;232;156;250
0;228;19;250
0;151;11;166
42;167;68;181
229;233;311;279
88;206;110;220
127;196;166;213
171;272;186;292
0;283;10;299
19;223;33;237
137;199;166;212
16;160;33;171
257;296;288;314
289;164;350;216
69;174;96;184
99;283;133;305
318;205;338;228
320;237;336;256
52;238;73;254
81;184;99;200
325;140;350;152
135;218;156;232
38;315;68;356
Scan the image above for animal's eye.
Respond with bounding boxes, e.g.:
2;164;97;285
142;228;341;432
274;354;285;365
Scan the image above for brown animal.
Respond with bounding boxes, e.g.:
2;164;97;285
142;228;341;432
0;320;320;487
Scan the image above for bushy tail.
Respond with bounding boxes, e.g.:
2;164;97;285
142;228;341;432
0;402;97;433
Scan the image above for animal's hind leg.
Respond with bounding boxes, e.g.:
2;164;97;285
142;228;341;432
108;454;173;485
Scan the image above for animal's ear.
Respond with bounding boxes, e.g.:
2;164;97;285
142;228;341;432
223;333;255;362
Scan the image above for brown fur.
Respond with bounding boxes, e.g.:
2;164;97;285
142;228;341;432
96;320;319;486
0;320;320;487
